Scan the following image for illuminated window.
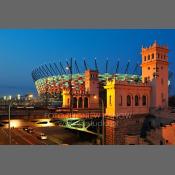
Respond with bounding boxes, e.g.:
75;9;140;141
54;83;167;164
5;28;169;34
135;95;139;106
142;95;146;106
127;95;131;106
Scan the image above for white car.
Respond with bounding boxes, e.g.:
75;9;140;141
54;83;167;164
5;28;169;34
39;133;47;140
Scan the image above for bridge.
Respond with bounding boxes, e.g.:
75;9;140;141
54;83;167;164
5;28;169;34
0;106;103;138
48;108;103;137
50;117;103;136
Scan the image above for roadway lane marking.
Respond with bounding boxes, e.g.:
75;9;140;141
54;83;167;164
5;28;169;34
11;129;34;145
1;128;18;144
18;129;47;145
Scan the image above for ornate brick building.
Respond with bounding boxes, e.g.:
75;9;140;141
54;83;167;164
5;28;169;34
105;41;169;117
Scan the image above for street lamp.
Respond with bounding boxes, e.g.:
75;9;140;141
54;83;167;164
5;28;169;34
8;101;13;145
66;58;73;118
94;95;105;145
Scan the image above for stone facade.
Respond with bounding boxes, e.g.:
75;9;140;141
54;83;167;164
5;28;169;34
104;79;151;116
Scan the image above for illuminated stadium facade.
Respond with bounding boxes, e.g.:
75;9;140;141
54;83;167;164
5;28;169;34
32;60;141;108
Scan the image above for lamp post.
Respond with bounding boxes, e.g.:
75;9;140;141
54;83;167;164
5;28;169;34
94;95;105;145
66;58;73;118
8;101;13;145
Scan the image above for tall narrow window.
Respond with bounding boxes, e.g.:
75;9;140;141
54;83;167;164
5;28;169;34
142;95;146;106
119;95;122;106
135;95;139;106
152;53;154;59
84;97;88;108
78;97;82;108
109;95;112;105
73;97;77;108
127;95;131;106
157;53;160;58
144;77;148;83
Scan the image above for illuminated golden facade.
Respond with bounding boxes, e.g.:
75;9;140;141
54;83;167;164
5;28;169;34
104;79;151;116
105;41;169;116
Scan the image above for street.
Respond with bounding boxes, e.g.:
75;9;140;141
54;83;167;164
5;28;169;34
0;125;96;145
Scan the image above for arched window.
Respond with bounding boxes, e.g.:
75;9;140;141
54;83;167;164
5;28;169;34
78;97;83;108
142;95;146;106
84;97;88;108
127;95;131;106
157;53;160;58
135;95;139;106
73;97;77;108
148;55;150;60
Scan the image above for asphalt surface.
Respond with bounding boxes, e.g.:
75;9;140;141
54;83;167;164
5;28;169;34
0;126;95;145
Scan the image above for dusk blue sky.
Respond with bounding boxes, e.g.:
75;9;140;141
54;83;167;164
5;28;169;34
0;29;175;96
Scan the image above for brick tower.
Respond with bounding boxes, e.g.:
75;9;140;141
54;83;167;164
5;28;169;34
141;41;169;108
84;70;99;109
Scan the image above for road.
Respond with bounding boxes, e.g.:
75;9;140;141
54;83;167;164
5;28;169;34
0;126;95;145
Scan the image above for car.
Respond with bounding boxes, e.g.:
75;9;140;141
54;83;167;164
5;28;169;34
23;126;29;131
39;133;47;140
27;127;34;133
